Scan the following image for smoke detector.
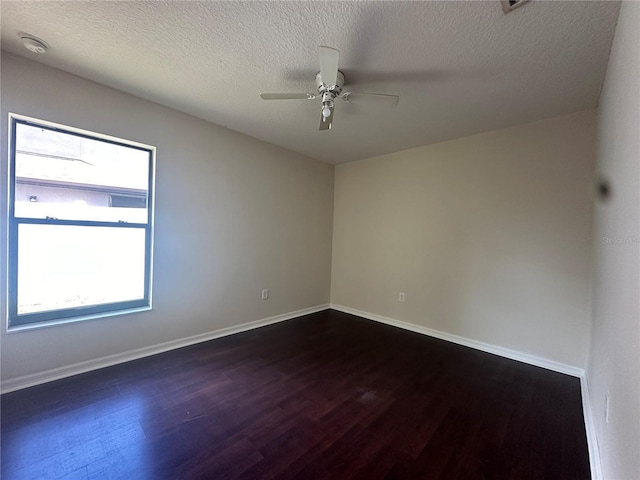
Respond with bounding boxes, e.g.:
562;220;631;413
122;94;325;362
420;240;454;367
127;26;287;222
19;33;49;54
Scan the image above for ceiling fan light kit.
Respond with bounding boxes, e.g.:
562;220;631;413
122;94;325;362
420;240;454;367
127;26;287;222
260;46;399;131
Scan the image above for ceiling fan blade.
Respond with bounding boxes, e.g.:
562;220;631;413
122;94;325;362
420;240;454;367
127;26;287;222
260;93;316;100
319;46;340;86
319;106;334;131
341;92;399;107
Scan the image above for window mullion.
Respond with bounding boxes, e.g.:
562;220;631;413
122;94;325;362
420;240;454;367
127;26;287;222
12;217;148;229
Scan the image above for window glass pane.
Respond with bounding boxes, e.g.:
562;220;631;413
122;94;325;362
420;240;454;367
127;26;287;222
17;224;146;315
14;123;149;223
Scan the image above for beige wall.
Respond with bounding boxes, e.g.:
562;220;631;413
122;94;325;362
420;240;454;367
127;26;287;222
0;53;334;382
331;110;596;368
589;2;640;479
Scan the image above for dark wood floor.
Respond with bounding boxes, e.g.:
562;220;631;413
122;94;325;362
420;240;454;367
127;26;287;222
1;310;590;480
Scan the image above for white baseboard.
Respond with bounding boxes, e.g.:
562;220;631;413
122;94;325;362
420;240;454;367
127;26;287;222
580;375;603;480
330;304;584;377
1;304;330;394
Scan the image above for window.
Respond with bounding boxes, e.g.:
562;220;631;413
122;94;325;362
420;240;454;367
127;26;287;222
7;114;155;329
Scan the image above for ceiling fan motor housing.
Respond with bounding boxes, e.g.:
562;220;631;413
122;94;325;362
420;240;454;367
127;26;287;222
316;70;344;96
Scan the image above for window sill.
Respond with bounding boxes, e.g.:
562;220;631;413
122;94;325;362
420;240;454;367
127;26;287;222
6;306;152;334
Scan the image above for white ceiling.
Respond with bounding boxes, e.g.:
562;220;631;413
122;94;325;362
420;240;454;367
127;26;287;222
1;1;620;164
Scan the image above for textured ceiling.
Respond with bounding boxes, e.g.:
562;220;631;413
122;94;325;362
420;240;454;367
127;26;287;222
0;1;620;164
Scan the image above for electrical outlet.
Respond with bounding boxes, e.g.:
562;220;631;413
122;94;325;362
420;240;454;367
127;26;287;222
261;289;269;300
605;393;610;423
399;292;405;302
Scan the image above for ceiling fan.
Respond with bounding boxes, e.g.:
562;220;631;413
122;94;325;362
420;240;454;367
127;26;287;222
260;46;400;131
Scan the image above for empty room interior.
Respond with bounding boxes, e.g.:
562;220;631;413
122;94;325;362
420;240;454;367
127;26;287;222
0;1;638;479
